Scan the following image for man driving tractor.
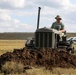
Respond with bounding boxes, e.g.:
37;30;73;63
51;15;66;41
51;15;65;32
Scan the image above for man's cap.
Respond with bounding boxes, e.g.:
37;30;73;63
55;15;62;20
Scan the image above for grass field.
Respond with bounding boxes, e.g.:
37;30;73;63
0;40;25;55
0;40;76;75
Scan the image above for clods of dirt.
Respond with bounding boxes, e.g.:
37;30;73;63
0;48;76;70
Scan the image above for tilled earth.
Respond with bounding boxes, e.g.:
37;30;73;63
0;48;76;70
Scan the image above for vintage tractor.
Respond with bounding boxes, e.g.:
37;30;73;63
25;7;74;54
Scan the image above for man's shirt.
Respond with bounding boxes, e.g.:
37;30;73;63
51;22;64;30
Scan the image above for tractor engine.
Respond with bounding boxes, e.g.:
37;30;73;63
35;27;58;48
26;27;61;49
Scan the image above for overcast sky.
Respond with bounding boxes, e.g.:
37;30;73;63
0;0;76;32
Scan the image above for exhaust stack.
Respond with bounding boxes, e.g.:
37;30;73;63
37;7;41;29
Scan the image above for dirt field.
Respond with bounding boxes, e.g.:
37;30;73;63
0;40;76;75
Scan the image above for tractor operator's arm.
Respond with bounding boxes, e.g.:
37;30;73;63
60;24;66;33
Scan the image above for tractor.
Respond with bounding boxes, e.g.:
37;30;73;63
25;7;74;54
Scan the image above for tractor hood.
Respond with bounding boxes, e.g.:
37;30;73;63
36;27;53;32
36;27;59;33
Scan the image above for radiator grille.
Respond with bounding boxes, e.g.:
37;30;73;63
35;32;53;48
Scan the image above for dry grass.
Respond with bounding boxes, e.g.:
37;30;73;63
52;68;76;75
0;40;25;55
1;61;24;74
25;68;76;75
1;67;76;75
0;40;76;75
74;44;76;50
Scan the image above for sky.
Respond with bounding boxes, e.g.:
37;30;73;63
0;0;76;32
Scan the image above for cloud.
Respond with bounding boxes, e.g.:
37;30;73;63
0;13;34;32
0;0;75;32
0;0;25;9
0;14;11;21
32;0;70;9
16;11;37;16
0;20;34;32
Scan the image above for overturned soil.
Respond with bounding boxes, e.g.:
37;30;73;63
0;48;76;70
